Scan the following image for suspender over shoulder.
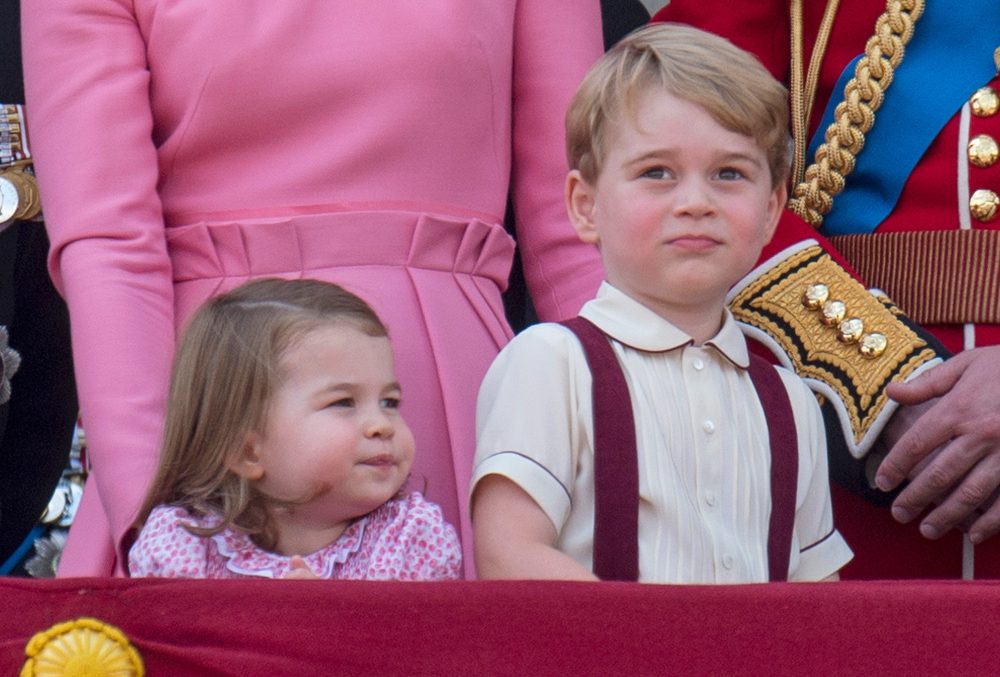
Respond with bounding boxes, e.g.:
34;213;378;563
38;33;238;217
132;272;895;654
559;316;798;582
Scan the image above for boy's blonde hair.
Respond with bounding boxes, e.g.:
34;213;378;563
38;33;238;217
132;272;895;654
133;278;388;551
566;23;791;187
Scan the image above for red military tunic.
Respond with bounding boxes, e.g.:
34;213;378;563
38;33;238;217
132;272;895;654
655;0;1000;578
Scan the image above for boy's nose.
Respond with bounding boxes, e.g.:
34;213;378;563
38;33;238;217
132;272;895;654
673;178;715;218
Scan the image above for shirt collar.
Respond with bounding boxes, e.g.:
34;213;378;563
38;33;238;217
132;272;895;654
578;282;750;368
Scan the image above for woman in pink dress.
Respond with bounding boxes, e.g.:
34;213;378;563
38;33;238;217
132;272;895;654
22;1;604;576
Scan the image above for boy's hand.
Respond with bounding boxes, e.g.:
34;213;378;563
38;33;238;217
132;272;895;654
283;555;320;580
876;346;1000;544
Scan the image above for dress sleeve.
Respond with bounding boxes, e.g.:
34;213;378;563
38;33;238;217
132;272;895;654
510;0;605;321
128;506;210;578
22;0;176;570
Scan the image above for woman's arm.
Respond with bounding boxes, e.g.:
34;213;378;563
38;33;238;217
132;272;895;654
510;0;605;321
23;0;177;572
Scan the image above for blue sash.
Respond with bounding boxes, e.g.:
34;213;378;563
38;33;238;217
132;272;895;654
808;0;1000;235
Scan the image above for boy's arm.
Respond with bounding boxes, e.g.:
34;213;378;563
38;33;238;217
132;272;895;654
472;474;597;581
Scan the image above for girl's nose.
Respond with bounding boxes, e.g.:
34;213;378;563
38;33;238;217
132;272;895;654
364;411;394;439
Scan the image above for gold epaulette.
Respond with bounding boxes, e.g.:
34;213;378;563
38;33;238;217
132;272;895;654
727;240;941;457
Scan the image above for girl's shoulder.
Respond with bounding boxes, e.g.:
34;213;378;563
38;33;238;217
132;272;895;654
359;492;462;580
129;504;216;577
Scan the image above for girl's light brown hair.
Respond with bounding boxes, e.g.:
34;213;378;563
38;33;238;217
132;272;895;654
132;278;388;550
566;22;791;188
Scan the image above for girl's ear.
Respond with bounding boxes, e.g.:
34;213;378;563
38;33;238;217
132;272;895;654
228;432;265;480
565;169;600;244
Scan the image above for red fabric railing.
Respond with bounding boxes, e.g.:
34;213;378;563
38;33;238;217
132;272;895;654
4;577;1000;675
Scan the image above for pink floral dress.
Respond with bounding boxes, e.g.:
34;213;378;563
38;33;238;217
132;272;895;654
128;492;461;580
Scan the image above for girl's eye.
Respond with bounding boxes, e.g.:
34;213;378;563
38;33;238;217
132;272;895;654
380;397;401;410
640;167;669;180
327;398;354;408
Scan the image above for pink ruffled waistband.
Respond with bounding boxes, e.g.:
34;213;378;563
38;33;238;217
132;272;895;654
166;210;516;288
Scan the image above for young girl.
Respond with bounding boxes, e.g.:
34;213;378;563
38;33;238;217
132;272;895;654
128;278;461;580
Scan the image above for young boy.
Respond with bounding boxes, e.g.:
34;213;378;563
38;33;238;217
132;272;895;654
470;23;853;583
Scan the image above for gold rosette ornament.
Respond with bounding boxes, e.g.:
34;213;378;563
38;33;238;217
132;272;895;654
21;618;144;677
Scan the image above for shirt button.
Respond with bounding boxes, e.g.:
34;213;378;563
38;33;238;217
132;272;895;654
702;420;716;434
705;492;717;507
722;554;734;570
692;357;705;371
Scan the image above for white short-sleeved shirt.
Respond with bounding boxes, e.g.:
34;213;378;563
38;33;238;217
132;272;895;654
472;283;853;583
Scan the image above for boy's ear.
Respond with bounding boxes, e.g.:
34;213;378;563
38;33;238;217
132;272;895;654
228;432;265;481
565;169;600;244
763;180;788;242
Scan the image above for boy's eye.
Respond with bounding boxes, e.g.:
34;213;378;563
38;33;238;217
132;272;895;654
716;167;746;180
327;397;354;408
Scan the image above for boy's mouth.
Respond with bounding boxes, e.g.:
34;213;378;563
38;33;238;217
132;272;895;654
666;235;720;250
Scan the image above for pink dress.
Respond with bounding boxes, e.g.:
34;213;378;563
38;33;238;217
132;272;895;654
21;1;605;576
129;493;461;580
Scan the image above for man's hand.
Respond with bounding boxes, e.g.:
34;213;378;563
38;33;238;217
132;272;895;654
876;346;1000;544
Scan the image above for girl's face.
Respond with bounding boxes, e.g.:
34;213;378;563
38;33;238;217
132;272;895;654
238;323;414;554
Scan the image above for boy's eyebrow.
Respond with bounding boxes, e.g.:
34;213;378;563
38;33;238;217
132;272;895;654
715;151;766;167
624;149;765;167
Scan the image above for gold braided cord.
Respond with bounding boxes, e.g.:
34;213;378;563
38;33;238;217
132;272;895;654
789;0;842;187
789;0;925;228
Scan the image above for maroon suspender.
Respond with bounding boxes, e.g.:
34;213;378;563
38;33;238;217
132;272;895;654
746;353;799;582
560;317;798;582
560;317;639;581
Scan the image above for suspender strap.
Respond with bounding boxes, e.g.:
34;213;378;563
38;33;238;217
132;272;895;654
559;317;639;581
746;354;799;582
561;318;799;582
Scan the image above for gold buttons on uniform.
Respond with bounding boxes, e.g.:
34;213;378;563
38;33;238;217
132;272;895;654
801;284;889;358
969;134;999;168
802;283;830;309
967;80;998;222
970;189;999;223
820;300;846;326
837;318;865;343
970;87;1000;117
859;333;888;359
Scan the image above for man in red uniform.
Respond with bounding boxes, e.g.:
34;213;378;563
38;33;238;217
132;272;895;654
654;0;1000;578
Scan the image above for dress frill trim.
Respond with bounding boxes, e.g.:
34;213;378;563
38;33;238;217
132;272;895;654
211;516;369;579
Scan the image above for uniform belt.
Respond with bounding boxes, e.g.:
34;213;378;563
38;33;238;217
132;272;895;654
830;230;1000;325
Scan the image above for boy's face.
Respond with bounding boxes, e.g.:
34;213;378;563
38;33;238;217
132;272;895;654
566;89;786;323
